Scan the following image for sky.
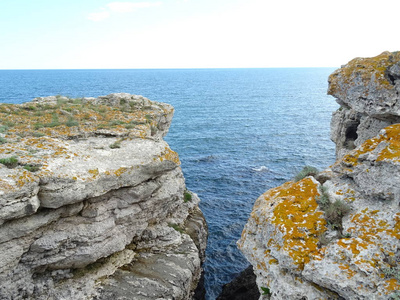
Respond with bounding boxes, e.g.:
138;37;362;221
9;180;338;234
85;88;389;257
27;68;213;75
0;0;398;69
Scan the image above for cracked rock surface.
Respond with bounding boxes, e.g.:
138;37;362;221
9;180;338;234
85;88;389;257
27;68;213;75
0;93;207;300
238;53;400;300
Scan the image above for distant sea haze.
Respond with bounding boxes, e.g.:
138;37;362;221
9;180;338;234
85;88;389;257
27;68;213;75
0;68;338;299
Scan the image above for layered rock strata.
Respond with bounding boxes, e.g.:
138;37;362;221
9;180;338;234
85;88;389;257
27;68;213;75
238;52;400;299
0;93;207;300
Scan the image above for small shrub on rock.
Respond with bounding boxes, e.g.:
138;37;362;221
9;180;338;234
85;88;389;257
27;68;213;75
294;166;318;182
325;200;350;230
184;190;192;203
260;286;271;296
0;156;18;168
317;186;350;233
316;185;330;208
109;142;121;149
23;164;41;172
65;117;79;127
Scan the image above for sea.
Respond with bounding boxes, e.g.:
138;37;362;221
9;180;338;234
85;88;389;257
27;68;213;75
0;68;339;299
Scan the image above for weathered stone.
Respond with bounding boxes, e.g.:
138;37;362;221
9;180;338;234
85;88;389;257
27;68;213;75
0;169;40;223
185;204;208;263
238;53;400;300
0;94;207;300
95;233;201;300
330;107;362;157
328;51;400;119
328;52;400;157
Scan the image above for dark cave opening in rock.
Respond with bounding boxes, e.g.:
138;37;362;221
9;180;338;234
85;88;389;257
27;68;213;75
344;123;359;149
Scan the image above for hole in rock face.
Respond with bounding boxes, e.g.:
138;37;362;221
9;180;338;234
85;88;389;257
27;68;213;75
387;73;397;85
345;124;358;141
344;123;359;150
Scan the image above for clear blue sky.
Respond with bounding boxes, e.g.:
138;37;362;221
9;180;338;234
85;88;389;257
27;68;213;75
0;0;398;69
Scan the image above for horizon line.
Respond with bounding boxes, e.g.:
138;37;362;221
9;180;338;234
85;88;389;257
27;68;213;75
0;66;338;71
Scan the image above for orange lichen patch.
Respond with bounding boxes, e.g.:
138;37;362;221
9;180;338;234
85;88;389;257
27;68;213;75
159;147;180;165
383;278;400;293
376;127;400;162
340;124;400;169
339;209;400;263
0;136;75;187
337;238;368;256
393;213;400;235
347;208;400;241
0;178;14;190
332;186;357;202
249;184;289;225
346;197;356;202
336;189;344;195
113;167;128;177
355;257;381;269
328;51;400;96
339;264;357;279
269;258;278;265
88;168;99;179
269;178;327;269
7;170;38;187
258;261;268;272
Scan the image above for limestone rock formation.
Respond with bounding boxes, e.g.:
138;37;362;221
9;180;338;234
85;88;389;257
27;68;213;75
329;51;400;158
238;53;400;300
0;93;207;300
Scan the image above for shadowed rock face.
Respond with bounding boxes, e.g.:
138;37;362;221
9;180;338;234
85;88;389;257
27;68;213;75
216;266;260;300
0;93;207;300
238;53;400;300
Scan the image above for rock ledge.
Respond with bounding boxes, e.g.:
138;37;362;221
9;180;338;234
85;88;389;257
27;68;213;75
0;93;207;300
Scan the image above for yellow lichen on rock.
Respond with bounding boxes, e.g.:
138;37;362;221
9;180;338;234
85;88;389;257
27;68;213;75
384;278;400;294
270;178;327;269
239;52;400;299
347;208;400;241
0;94;176;200
242;178;328;272
340;124;400;169
113;167;128;177
328;51;400;96
0;178;13;191
158;147;181;165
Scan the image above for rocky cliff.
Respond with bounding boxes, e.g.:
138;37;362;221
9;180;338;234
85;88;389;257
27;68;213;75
238;52;400;299
0;93;207;299
329;51;400;158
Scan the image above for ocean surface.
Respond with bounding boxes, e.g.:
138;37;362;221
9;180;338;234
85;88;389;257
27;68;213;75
0;68;339;299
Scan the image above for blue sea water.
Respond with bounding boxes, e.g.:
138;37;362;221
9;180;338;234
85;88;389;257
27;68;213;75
0;68;339;299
